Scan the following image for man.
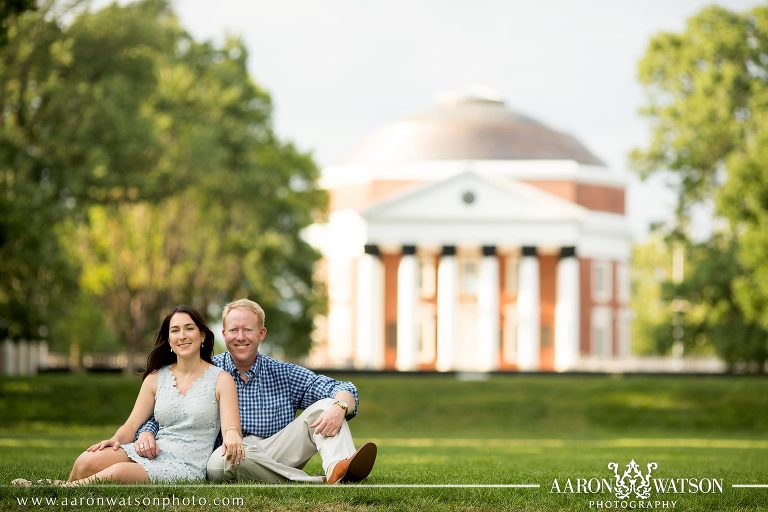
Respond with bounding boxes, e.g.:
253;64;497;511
134;298;376;484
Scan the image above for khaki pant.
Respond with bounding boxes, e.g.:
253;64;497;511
207;398;356;483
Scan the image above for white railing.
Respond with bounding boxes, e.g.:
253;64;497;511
573;356;727;373
1;339;48;376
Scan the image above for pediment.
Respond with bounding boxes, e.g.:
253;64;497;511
362;171;585;223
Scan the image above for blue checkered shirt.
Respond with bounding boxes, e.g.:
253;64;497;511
136;353;359;444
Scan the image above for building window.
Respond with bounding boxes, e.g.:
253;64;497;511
459;257;479;296
418;258;437;299
592;260;613;303
617;309;632;358
504;256;519;295
541;325;553;349
418;303;437;364
591;307;613;358
502;304;518;364
617;262;630;305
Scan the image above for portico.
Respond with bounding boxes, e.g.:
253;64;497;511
308;90;633;372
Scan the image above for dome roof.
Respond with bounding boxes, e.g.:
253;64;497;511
342;89;604;166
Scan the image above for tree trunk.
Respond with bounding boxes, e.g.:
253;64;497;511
124;296;147;376
68;342;83;373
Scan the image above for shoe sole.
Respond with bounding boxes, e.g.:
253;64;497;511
341;442;377;483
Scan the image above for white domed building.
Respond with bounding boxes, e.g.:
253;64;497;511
307;89;632;372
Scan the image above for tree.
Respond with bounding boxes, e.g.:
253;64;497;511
0;0;180;340
631;5;763;226
632;4;768;370
0;176;76;339
630;237;674;355
1;0;327;361
0;0;36;46
658;235;768;372
69;199;219;368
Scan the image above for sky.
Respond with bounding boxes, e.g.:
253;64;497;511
172;0;761;240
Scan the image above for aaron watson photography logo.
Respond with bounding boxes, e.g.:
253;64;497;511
550;459;724;509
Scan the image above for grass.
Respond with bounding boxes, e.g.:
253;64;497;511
1;373;768;511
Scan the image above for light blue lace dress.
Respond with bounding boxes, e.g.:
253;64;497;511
123;365;222;482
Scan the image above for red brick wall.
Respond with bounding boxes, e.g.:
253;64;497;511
382;253;400;369
523;180;625;214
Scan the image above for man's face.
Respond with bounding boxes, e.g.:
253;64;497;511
222;309;266;368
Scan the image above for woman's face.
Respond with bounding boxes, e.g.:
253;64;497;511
169;312;204;357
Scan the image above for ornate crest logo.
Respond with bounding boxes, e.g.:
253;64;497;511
608;459;658;500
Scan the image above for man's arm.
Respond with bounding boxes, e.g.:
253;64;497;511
299;370;359;437
333;390;357;415
134;417;160;459
292;366;360;418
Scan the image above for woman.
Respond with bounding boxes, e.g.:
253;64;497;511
15;305;244;485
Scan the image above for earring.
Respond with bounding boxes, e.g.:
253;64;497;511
170;347;173;353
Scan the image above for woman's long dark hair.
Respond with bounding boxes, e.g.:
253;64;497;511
141;305;215;380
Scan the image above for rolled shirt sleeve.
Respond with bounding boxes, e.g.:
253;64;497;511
214;353;363;438
135;416;160;439
288;364;360;420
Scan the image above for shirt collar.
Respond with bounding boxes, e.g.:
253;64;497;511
224;351;259;379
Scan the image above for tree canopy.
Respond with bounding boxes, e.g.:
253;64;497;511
633;4;768;370
0;0;326;361
0;0;35;46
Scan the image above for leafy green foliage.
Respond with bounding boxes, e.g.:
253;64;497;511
633;5;768;369
0;1;326;357
0;0;35;46
47;292;121;354
657;236;768;371
631;6;764;222
630;238;674;355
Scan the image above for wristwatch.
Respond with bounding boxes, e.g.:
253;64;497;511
333;400;349;413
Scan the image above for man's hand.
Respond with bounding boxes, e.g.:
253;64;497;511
134;431;160;459
309;403;346;437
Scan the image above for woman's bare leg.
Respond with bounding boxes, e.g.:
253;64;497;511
68;462;149;485
68;448;147;483
69;448;129;480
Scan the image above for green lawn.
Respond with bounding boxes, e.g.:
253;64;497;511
1;373;767;511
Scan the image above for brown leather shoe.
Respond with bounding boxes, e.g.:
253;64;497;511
326;442;377;484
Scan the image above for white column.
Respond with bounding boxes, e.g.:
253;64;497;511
477;246;500;371
396;247;419;371
3;339;17;376
355;247;385;369
436;247;458;372
516;247;540;371
326;256;355;367
555;248;580;371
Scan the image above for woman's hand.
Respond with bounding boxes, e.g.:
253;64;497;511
86;438;121;452
221;428;244;465
134;431;160;459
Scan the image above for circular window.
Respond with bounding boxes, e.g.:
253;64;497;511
462;190;476;204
